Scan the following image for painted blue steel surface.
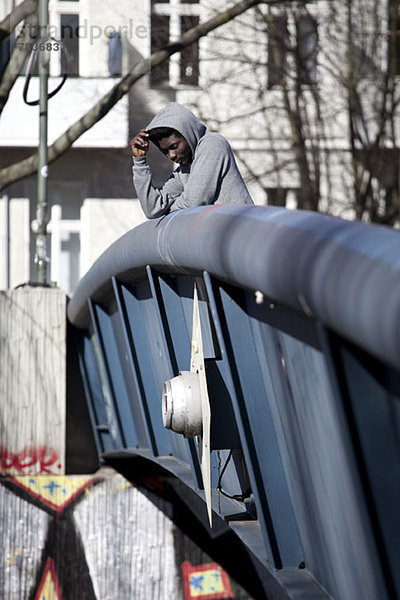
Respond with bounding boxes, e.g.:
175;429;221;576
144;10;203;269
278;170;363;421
92;301;138;448
111;277;157;451
206;275;303;569
151;272;192;373
76;332;116;454
68;205;400;600
115;278;173;457
87;299;124;449
334;340;400;597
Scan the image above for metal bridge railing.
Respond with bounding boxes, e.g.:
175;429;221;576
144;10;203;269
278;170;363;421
68;205;400;600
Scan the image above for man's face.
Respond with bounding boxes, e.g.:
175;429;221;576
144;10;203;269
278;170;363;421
158;133;192;166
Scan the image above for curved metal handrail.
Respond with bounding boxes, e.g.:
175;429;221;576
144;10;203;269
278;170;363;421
68;204;400;370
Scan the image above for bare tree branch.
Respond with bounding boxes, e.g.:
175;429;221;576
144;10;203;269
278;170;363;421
0;0;262;193
0;11;38;115
0;0;37;43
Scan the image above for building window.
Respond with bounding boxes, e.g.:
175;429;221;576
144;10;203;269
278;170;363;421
267;15;289;88
180;15;199;85
388;11;400;76
267;12;318;88
151;14;170;85
266;187;288;206
60;13;79;76
107;30;122;77
151;0;200;87
296;14;318;85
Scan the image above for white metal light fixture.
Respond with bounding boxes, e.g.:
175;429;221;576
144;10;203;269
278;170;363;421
162;371;202;438
161;283;212;526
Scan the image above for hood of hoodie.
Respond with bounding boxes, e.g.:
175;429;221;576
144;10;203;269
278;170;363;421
147;103;207;155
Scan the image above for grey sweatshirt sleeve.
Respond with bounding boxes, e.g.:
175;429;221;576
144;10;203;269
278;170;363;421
133;134;251;218
132;157;185;219
168;135;231;211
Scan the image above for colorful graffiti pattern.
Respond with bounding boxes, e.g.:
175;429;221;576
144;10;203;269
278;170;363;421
1;474;240;600
34;558;62;600
182;561;234;600
1;474;100;599
0;446;62;475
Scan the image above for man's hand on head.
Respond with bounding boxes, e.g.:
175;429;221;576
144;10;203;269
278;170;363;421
131;129;150;158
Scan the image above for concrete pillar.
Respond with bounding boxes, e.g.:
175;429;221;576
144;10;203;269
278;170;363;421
0;287;67;475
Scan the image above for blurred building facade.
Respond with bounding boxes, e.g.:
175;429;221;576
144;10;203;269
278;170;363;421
0;0;398;293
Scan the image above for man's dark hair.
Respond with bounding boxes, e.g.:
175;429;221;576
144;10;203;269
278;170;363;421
149;127;182;146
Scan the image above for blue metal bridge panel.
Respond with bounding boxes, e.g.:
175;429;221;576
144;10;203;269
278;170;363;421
67;205;400;600
116;278;173;457
76;331;117;454
335;338;400;597
205;274;303;569
90;300;137;448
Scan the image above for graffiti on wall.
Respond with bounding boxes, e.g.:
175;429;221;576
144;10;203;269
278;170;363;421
34;558;62;600
1;472;247;600
182;561;234;600
0;445;62;475
1;474;100;600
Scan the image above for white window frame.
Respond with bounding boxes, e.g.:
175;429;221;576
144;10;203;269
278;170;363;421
151;0;201;87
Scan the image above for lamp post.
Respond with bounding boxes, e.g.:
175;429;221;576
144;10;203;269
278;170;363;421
35;0;49;285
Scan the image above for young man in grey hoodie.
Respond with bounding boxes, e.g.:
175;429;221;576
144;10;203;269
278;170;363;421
130;102;253;219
